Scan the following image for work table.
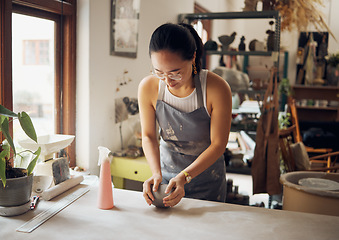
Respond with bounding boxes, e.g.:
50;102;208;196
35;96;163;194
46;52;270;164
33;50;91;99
1;177;338;240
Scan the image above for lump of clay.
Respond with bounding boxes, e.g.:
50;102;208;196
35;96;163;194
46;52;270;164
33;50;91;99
150;184;171;208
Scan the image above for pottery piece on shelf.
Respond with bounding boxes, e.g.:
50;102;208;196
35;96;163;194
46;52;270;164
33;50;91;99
204;39;218;51
238;36;246;51
218;32;236;51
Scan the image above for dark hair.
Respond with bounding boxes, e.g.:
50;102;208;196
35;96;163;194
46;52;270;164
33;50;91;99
149;23;204;74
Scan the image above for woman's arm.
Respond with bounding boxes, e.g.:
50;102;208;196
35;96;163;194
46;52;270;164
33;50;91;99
163;71;232;206
184;71;232;177
138;76;163;205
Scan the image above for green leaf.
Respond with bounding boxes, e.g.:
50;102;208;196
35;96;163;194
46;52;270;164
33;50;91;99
27;147;41;175
1;140;11;159
0;150;9;187
0;115;6;126
1;118;16;155
18;112;37;143
0;105;18;118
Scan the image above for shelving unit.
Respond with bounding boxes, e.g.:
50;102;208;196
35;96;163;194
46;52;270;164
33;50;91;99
205;50;273;56
292;85;339;122
178;10;280;21
179;10;281;78
179;10;283;92
179;10;281;56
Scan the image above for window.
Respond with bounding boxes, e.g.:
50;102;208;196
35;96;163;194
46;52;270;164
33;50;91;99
13;14;55;148
193;3;212;69
23;40;50;65
0;0;77;166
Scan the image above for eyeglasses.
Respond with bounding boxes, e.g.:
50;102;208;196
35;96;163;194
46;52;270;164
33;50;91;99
152;70;182;81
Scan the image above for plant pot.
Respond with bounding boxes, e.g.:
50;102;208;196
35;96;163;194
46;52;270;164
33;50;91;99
0;173;33;207
326;66;339;86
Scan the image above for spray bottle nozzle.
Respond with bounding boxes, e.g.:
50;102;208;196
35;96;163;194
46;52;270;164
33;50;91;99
98;146;113;166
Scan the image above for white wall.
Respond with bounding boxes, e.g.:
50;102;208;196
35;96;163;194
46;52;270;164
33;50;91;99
328;0;339;53
77;0;195;175
76;0;339;175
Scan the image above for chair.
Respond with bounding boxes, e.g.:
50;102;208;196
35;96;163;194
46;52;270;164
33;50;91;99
287;97;334;168
278;125;339;173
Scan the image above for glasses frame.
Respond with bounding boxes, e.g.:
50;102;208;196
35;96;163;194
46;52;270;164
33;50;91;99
152;69;183;81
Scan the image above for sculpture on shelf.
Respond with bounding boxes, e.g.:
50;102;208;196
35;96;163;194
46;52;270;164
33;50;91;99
243;0;258;11
262;0;276;10
204;39;218;51
218;32;236;51
326;52;339;86
266;30;275;51
303;33;318;85
266;20;275;51
219;55;226;67
249;39;257;51
249;39;265;51
238;36;246;51
243;0;276;11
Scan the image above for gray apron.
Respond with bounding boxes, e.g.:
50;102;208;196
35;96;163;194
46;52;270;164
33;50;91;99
156;74;226;202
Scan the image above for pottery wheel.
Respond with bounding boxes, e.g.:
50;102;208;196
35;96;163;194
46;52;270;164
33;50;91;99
298;178;339;191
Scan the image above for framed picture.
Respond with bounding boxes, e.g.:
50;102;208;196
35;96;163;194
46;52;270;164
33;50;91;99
110;0;140;58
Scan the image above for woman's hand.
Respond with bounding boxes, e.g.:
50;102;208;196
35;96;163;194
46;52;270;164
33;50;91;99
143;173;162;205
162;174;186;207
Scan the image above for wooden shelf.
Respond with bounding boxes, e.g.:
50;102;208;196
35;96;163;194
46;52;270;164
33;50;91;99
296;106;338;111
292;85;339;122
292;85;339;101
179;10;281;55
178;10;279;21
206;50;275;56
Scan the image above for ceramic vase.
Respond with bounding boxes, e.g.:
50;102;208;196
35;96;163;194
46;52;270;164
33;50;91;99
326;66;339;86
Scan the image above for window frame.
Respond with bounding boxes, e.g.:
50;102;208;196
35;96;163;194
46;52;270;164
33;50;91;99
0;0;76;166
194;3;212;69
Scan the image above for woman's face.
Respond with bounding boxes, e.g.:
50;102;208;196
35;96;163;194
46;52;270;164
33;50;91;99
150;50;194;89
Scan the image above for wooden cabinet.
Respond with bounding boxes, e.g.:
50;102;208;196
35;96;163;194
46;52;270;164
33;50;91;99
292;85;339;122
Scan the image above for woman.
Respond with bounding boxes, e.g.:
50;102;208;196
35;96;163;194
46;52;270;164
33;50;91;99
138;23;232;207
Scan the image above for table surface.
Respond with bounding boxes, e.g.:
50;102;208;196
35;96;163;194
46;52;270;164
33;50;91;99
1;176;339;240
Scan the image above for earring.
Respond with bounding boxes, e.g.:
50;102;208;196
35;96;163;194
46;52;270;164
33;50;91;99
193;63;197;75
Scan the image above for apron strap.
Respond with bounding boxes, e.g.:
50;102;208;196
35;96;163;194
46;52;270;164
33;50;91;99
158;80;166;101
194;73;204;108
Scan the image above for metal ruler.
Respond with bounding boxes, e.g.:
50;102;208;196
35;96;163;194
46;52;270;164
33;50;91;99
16;187;90;233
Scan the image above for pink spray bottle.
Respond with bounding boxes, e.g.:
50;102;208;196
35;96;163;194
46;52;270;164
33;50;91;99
97;146;114;209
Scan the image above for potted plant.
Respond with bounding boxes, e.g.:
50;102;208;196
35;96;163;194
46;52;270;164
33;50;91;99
0;104;40;212
278;78;291;111
326;52;339;86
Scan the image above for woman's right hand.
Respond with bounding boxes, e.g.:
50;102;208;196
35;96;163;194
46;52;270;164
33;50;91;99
143;173;162;205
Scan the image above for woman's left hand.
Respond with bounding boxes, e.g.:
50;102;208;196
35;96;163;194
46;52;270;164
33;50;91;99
162;174;186;207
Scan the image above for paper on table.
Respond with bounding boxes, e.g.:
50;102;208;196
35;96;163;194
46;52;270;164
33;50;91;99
41;175;84;201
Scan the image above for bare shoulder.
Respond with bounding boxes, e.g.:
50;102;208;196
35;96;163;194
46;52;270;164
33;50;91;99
138;75;159;107
139;75;158;91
